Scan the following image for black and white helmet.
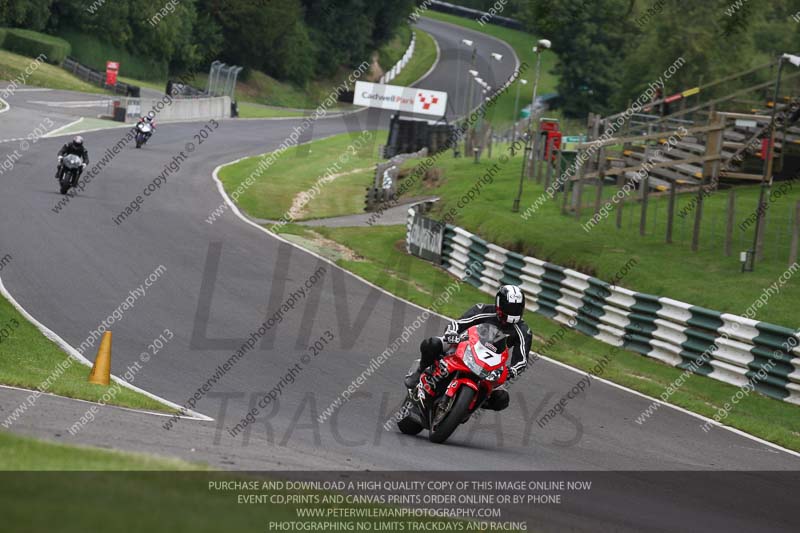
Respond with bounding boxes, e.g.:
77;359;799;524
496;285;525;325
72;135;84;147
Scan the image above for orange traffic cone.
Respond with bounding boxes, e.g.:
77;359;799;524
88;331;112;386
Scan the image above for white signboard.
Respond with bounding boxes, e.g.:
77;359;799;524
353;81;448;117
735;119;757;129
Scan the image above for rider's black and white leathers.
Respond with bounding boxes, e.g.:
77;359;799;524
56;141;89;181
57;142;89;165
419;303;533;378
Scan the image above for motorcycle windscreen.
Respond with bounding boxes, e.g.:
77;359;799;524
474;323;508;354
63;154;83;168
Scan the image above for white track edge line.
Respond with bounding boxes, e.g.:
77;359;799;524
538;355;800;459
0;384;202;421
0;276;213;422
45;117;83;138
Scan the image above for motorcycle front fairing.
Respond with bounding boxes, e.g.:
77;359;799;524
415;324;508;409
442;327;509;409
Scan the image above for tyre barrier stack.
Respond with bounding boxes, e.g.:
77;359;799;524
365;149;427;212
406;209;800;405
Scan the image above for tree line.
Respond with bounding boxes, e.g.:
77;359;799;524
448;0;800;118
0;0;415;84
523;0;800;117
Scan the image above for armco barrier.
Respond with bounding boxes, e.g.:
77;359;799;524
429;0;525;31
380;32;416;85
62;57;140;96
407;208;800;405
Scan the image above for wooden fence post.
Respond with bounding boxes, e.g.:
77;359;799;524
640;172;649;236
574;150;586;220
616;175;625;230
666;183;677;243
725;189;735;257
755;197;769;261
553;148;563;199
790;200;800;266
562;170;571;214
593;145;606;217
692;112;723;251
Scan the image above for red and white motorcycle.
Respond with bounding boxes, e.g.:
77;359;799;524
398;323;510;444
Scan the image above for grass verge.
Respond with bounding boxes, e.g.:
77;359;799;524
0;49;104;94
221;68;352;111
0;431;199;470
236;102;311;119
0;293;174;415
390;29;438;88
378;25;413;72
273;223;800;452
219;131;384;221
117;75;166;94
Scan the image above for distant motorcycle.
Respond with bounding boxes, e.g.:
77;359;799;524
57;154;84;195
135;122;153;148
397;323;510;444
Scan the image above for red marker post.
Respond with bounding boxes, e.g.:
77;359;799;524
106;61;120;86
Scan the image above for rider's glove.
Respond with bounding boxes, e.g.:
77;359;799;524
57;155;63;162
443;332;461;345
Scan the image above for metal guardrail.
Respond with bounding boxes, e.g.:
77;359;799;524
406;208;800;405
429;0;525;30
62;57;140;97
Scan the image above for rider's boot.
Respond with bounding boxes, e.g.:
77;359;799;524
404;367;422;389
482;389;510;411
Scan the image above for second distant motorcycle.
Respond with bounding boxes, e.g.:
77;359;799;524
135;122;153;148
135;116;156;148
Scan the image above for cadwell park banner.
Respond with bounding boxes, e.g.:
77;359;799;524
354;81;448;117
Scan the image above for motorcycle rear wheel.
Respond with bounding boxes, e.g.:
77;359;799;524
429;387;474;444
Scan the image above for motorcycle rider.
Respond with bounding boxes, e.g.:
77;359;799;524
55;136;89;180
405;285;533;411
137;113;156;130
135;113;156;144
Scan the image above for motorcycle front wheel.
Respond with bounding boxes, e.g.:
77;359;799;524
59;175;71;195
397;400;423;435
428;387;474;444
